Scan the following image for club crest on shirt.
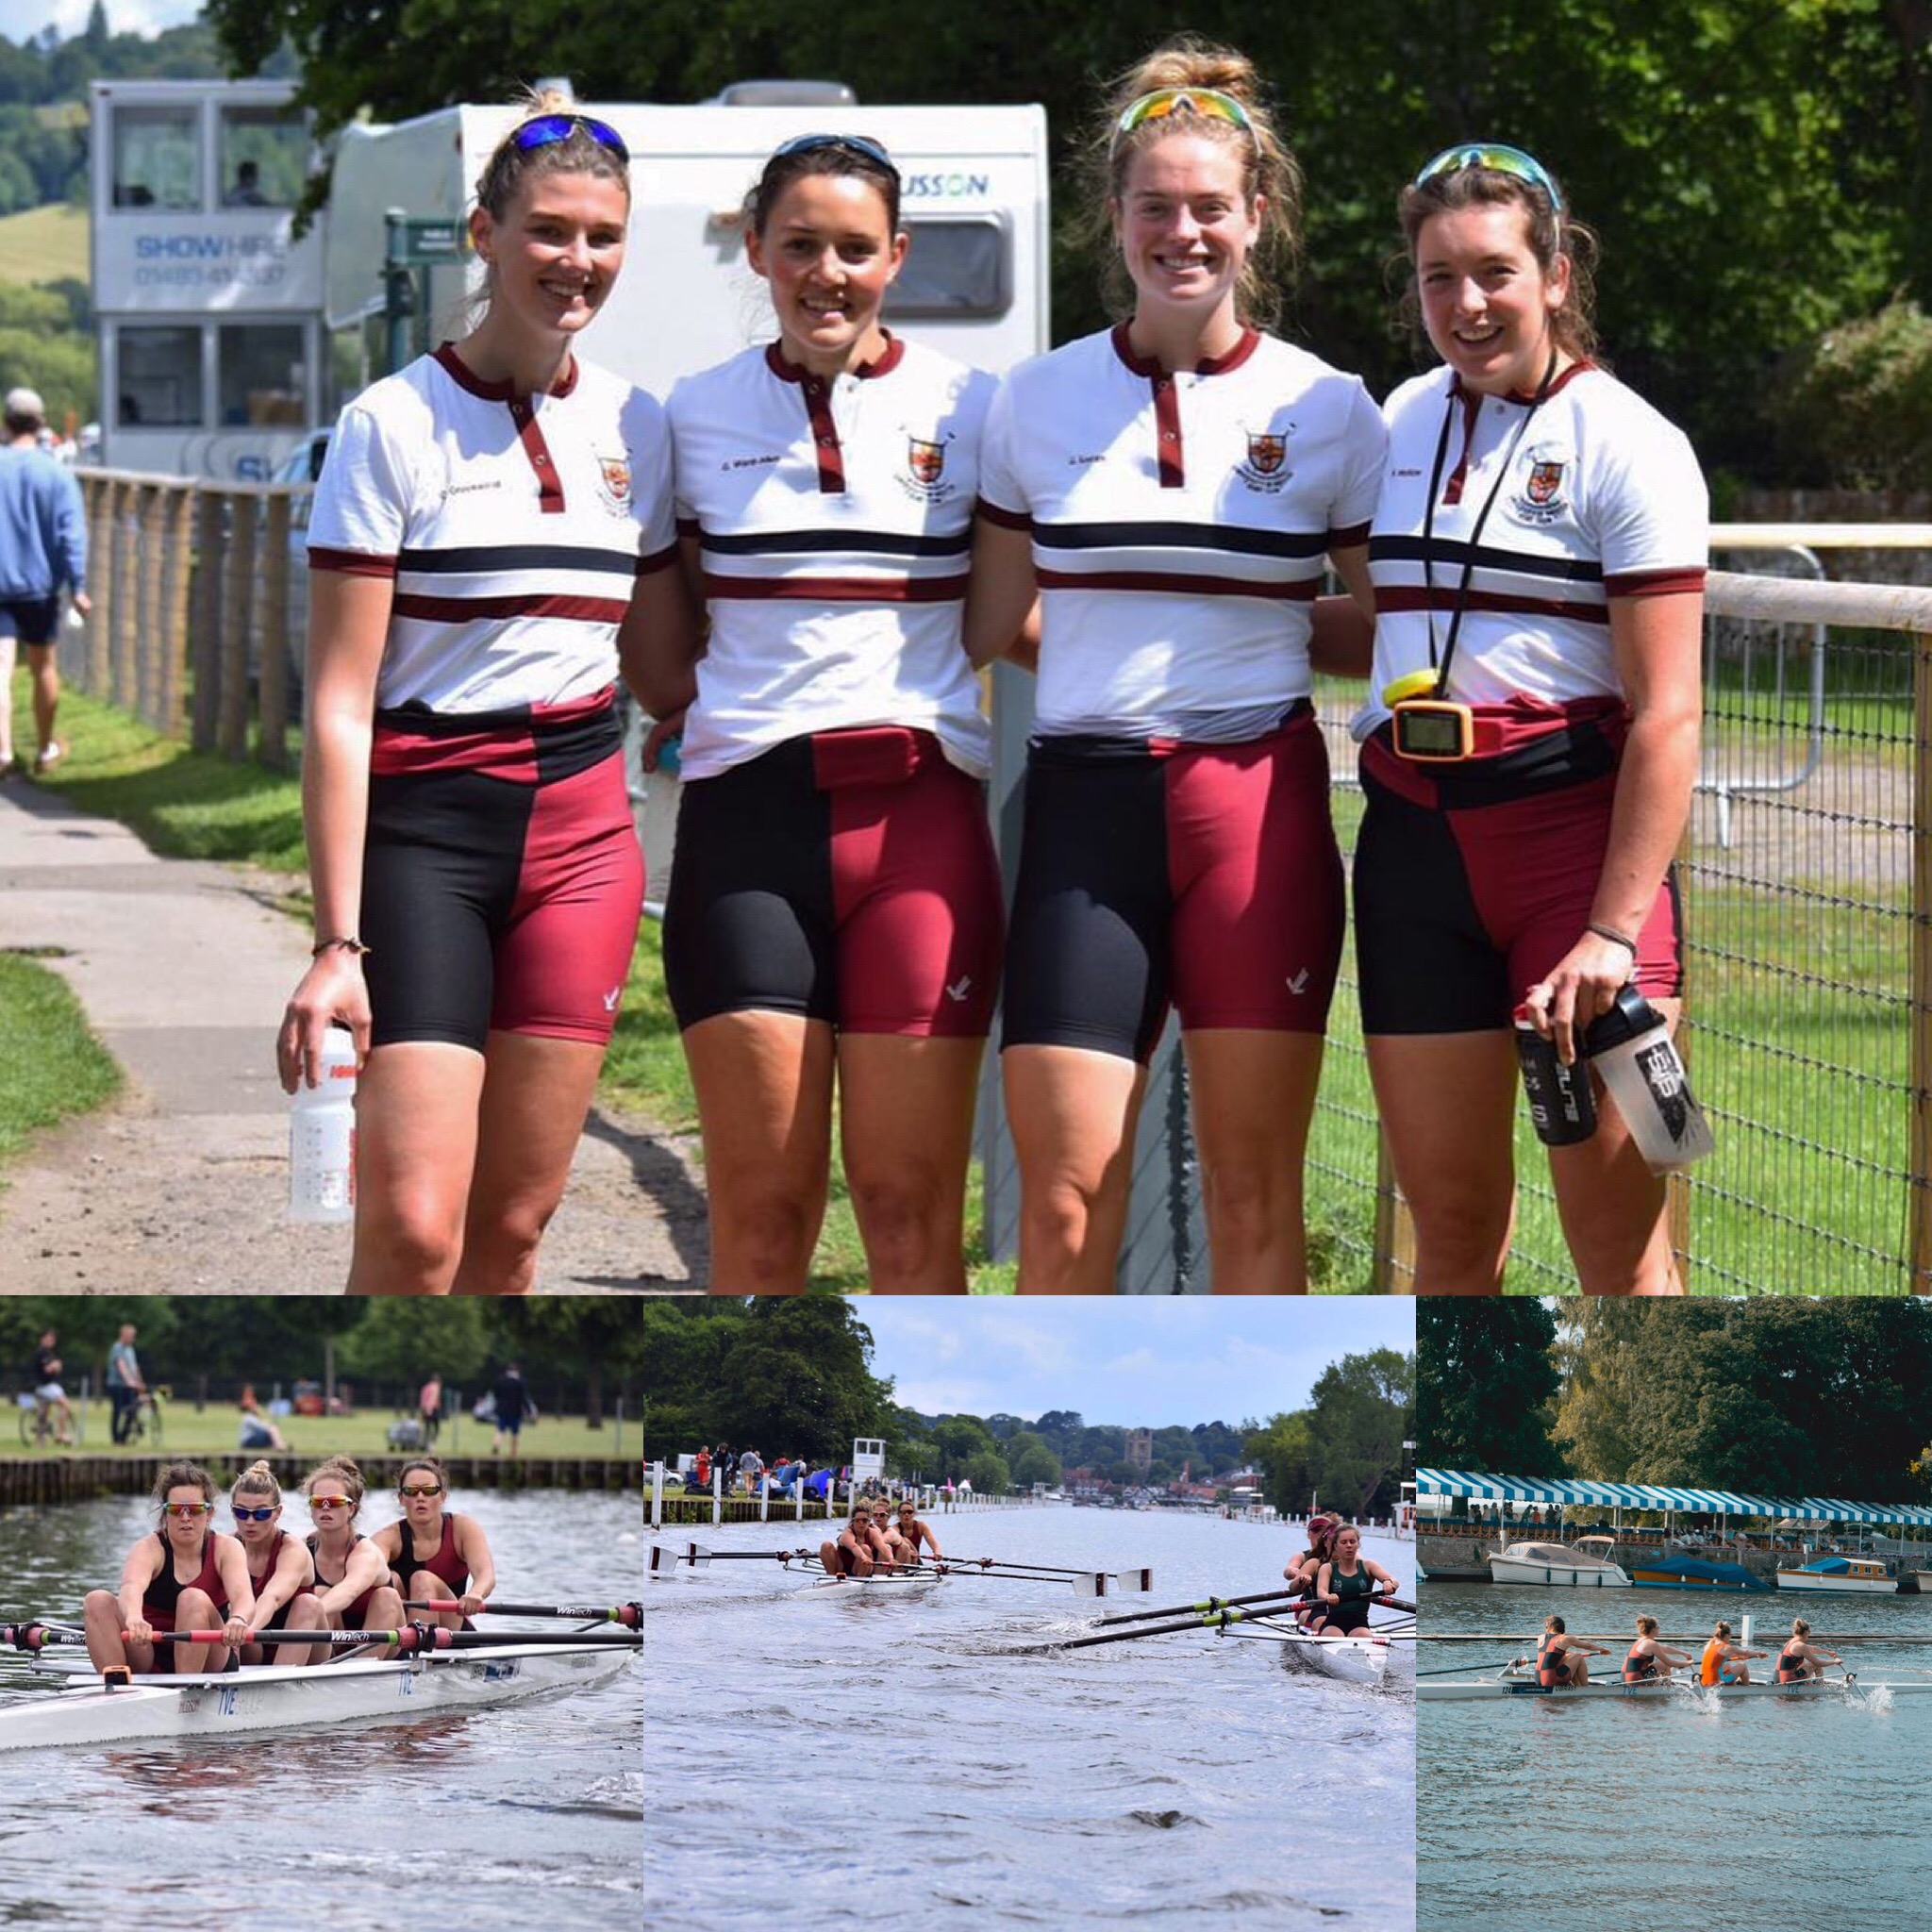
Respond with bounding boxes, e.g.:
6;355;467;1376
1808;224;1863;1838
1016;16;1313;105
1236;423;1293;493
595;452;633;516
1510;441;1573;525
897;428;958;504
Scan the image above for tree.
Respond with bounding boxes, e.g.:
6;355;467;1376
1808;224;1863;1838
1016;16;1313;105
964;1448;1012;1494
1419;1300;1562;1474
1306;1349;1413;1519
1008;1431;1061;1489
210;0;1923;475
1247;1409;1314;1514
708;1298;893;1464
337;1299;490;1390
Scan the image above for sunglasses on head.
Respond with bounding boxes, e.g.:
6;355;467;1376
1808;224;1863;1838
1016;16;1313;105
511;112;630;167
1111;87;1254;158
231;1504;278;1522
769;132;899;176
1412;142;1564;215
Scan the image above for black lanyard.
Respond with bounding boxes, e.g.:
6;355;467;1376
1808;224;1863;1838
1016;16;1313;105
1418;350;1557;696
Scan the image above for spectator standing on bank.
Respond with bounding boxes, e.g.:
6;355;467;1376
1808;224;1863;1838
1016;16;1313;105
419;1372;443;1446
105;1323;146;1445
0;385;89;775
693;1445;711;1491
491;1359;535;1457
739;1446;763;1495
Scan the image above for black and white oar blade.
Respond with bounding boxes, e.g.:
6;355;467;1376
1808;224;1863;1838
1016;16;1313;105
1069;1572;1122;1598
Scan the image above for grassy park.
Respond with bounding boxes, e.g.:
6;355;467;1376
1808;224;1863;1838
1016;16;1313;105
9;657;1922;1291
8;1394;634;1463
0;203;89;289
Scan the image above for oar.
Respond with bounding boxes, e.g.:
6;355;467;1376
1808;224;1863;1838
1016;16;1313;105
949;1558;1155;1587
1100;1589;1310;1626
1049;1605;1288;1651
1;1622;89;1653
404;1599;642;1627
651;1543;820;1572
148;1624;643;1652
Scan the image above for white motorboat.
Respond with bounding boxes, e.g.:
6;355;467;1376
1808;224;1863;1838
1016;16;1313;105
1775;1557;1899;1595
0;1640;637;1753
1488;1537;1632;1588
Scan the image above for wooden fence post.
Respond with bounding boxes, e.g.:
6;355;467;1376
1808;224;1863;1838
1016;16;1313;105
217;491;257;760
158;483;195;739
258;492;291;771
1911;625;1932;1291
109;478;137;710
83;475;111;695
191;490;224;753
137;484;168;733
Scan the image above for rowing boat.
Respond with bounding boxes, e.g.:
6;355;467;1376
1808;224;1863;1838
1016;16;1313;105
1290;1629;1400;1688
0;1641;636;1752
1419;1674;1932;1703
792;1571;944;1601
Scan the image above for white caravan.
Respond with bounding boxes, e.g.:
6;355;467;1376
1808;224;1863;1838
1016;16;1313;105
324;97;1051;393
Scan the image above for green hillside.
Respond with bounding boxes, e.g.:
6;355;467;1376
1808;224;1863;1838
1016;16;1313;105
0;202;88;287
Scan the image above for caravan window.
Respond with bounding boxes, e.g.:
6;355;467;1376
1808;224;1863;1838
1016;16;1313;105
112;105;201;210
219;323;307;426
117;326;203;426
219;104;307;209
887;217;1010;320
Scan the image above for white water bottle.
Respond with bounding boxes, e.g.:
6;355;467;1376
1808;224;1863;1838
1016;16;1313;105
289;1026;358;1223
1585;988;1716;1174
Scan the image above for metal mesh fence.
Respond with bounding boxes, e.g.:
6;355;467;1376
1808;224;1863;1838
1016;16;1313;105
1308;541;1932;1293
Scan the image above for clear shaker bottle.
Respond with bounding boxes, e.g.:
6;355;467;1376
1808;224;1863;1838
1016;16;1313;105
289;1024;358;1223
1584;987;1715;1174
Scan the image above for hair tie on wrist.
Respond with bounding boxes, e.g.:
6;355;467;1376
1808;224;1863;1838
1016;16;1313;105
1586;922;1637;954
312;936;372;958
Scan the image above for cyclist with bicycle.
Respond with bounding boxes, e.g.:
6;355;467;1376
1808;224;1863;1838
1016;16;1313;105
30;1330;75;1446
107;1322;146;1445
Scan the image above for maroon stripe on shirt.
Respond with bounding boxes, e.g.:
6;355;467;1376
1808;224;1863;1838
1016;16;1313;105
508;397;565;514
1604;566;1707;599
308;547;398;579
1036;567;1316;601
391;591;630;624
1373;585;1610;625
975;498;1032;531
702;573;967;604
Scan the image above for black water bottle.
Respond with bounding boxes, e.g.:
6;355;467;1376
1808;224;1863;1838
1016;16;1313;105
1514;1006;1596;1145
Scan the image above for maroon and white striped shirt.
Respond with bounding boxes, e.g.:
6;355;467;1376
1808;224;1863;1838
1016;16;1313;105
307;343;677;717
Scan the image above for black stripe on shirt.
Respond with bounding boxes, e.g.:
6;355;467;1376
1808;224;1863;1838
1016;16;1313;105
1369;534;1605;585
395;542;645;575
696;527;973;558
1033;520;1329;560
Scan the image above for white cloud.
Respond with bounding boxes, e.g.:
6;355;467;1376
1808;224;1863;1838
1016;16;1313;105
862;1300;1414;1425
10;0;204;39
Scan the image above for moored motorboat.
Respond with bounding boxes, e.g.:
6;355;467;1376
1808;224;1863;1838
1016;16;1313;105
1488;1537;1632;1588
1775;1557;1899;1595
1625;1555;1770;1592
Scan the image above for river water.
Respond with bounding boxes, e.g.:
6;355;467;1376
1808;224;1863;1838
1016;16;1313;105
1418;1578;1932;1932
0;1489;641;1931
640;1504;1414;1930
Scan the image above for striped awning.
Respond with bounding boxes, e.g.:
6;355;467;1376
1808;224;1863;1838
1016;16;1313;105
1415;1470;1932;1525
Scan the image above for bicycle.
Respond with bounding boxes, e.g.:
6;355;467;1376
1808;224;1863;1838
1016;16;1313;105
122;1390;163;1448
16;1391;74;1450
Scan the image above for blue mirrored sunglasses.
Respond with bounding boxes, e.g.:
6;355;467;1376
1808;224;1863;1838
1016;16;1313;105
768;132;899;176
511;113;630;166
1413;142;1563;215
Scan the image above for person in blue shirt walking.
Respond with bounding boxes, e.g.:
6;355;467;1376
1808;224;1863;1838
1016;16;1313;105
0;386;88;774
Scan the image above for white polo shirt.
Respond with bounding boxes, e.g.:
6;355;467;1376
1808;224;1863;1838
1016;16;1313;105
1357;361;1707;736
977;325;1386;737
308;344;677;715
668;337;995;782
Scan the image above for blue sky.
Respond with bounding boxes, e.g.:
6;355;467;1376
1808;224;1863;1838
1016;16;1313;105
13;0;198;35
858;1300;1413;1429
